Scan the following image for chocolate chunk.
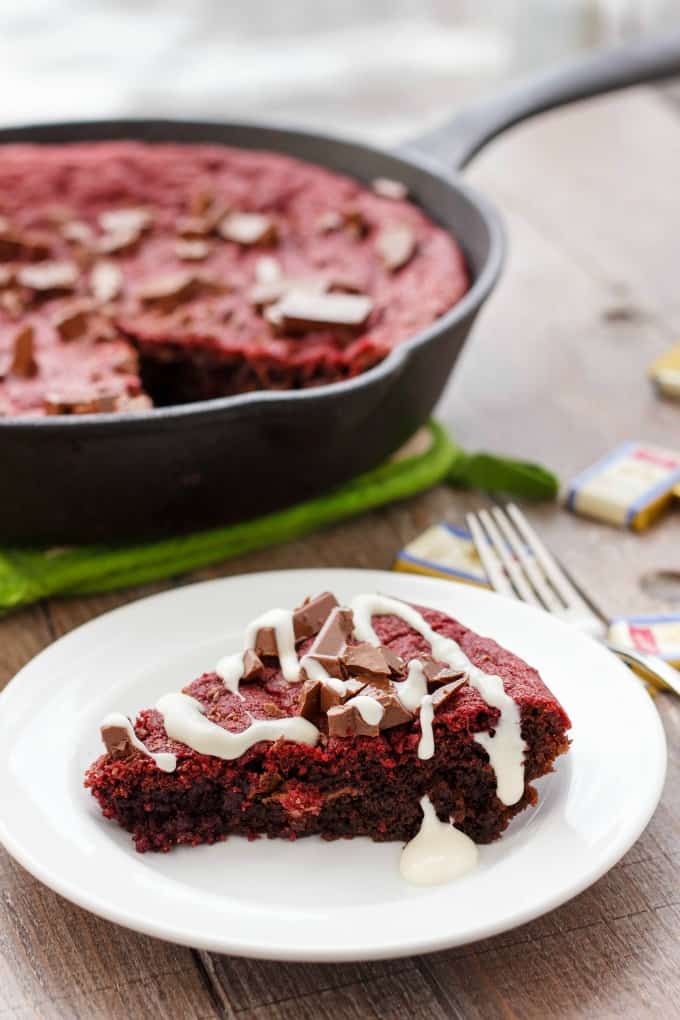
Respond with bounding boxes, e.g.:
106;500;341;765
174;239;210;261
315;210;343;234
376;224;416;271
372;177;409;201
0;217;22;261
421;656;466;689
297;678;321;721
343;207;368;239
0;266;14;288
300;606;354;679
381;645;407;677
218;212;277;246
99;207;153;235
249;275;327;311
254;592;339;657
90;261;123;304
135;270;199;312
242;649;264;681
272;291;373;333
101;722;134;759
431;676;467;709
358;684;413;730
8;324;37;378
62;220;95;245
44;390;118;415
320;678;364;712
175;214;215;238
327;703;380;738
341;642;391;679
18;261;79;292
53;302;90;341
189;189;214;217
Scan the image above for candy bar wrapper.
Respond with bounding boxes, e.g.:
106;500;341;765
393;523;491;588
649;341;680;400
609;615;680;668
565;441;680;530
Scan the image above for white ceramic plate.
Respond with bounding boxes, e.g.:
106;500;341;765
0;569;666;961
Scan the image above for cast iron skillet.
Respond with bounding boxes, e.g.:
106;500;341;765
2;34;680;542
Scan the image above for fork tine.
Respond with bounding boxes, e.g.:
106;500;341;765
491;506;563;612
506;503;594;612
477;509;542;607
465;513;516;599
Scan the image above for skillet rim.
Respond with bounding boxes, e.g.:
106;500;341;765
0;117;505;433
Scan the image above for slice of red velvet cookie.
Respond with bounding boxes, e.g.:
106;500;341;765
85;591;570;880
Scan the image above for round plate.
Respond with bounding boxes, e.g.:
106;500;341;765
0;569;666;961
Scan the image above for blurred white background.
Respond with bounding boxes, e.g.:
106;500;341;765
0;1;678;143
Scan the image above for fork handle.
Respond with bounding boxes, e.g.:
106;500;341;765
605;641;680;696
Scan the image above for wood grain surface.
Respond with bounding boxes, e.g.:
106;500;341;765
1;85;679;1019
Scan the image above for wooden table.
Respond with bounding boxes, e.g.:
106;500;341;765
1;85;679;1019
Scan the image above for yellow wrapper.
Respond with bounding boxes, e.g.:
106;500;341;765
649;342;680;400
394;523;491;588
565;441;680;530
609;616;680;668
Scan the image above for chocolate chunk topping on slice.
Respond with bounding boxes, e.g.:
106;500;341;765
101;722;135;759
301;605;354;680
272;291;373;334
90;261;123;304
18;260;79;292
372;177;409;201
62;220;95;245
341;642;398;680
431;676;467;709
376;224;416;271
99;207;153;235
297;678;321;721
357;684;413;730
174;239;210;261
53;301;90;341
242;649;264;682
218;212;277;246
320;678;364;713
421;656;466;689
44;389;118;415
135;270;199;312
327;702;381;738
249;275;327;311
253;591;339;657
8;324;37;378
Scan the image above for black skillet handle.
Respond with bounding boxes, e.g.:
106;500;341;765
405;32;680;171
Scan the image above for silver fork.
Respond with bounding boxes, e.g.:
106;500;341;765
466;503;680;696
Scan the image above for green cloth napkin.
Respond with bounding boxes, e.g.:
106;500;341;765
0;422;557;613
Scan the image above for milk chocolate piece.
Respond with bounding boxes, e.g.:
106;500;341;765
341;642;391;679
376;224;416;271
175;239;210;261
327;703;380;738
273;291;373;333
359;684;413;730
297;678;321;721
9;324;37;378
189;189;214;217
315;210;343;234
135;270;198;312
44;390;118;415
301;605;354;679
431;676;467;709
343;207;368;239
218;212;277;246
90;261;123;303
18;261;78;292
101;722;135;759
372;177;408;201
242;649;264;681
99;208;153;235
254;592;339;657
319;678;364;713
53;302;90;341
421;656;466;689
62;220;95;245
0;218;22;261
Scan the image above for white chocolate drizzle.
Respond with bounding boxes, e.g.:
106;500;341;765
156;692;318;761
417;695;435;760
215;651;246;694
344;694;385;727
350;593;526;806
400;795;478;886
100;712;177;773
216;607;300;693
